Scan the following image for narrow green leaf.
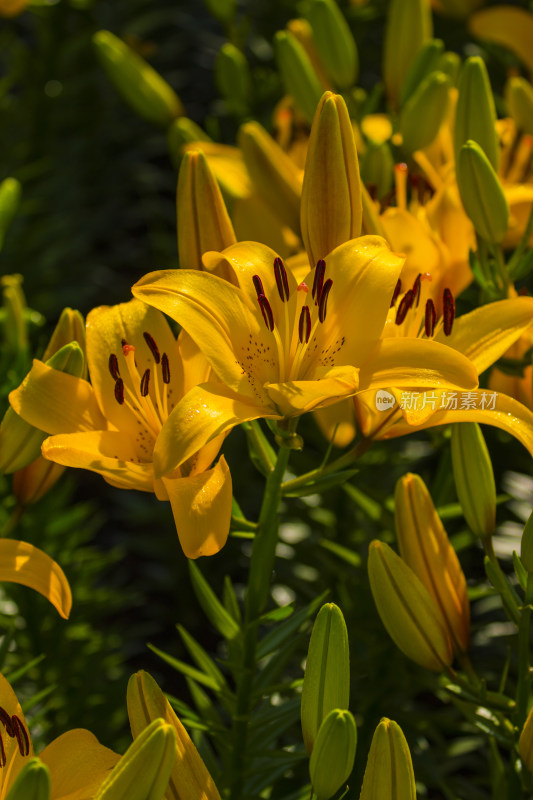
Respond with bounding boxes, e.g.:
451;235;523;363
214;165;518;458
223;575;242;624
319;539;361;567
257;590;328;660
177;625;227;689
147;643;220;690
188;561;240;641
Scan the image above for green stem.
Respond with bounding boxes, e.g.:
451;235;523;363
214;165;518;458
515;574;533;728
484;537;521;627
242;420;275;475
281;437;372;495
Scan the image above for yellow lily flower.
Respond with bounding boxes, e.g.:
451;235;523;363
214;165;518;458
0;672;119;800
0;540;71;620
132;237;478;475
8;300;232;559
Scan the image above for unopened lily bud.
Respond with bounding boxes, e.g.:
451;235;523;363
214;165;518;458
215;43;251;116
301;603;350;755
274;30;324;123
305;0;358;89
127;671;222;800
456;140;509;244
13;457;65;506
5;758;51;800
238;121;302;234
521;511;533;573
437;51;461;84
2;274;28;355
506;76;533;137
309;709;356;800
400;71;451;154
177;150;236;271
203;0;235;24
451;422;496;538
167;118;211;168
383;0;433;110
0;177;21;250
454;56;499;170
93;30;183;127
42;308;86;375
94;719;176;800
360;140;393;200
400;38;444;106
520;706;533;773
301;91;362;265
359;718;416;800
368;540;453;671
395;473;470;653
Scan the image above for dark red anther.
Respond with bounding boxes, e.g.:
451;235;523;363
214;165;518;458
312;259;326;304
11;716;29;756
143;332;161;364
390;278;402;307
0;734;5;768
257;295;275;332
298;306;312;344
140;369;150;397
161;353;171;384
121;338;127;347
0;709;13;737
252;275;265;298
395;289;414;325
318;279;333;323
273;257;290;302
443;288;455;336
412;273;422;307
108;354;120;381
114;378;125;405
424;299;436;337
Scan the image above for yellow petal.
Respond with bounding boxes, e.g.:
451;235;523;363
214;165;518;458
174;329;211;398
183;141;252;201
266;365;359;417
470;6;533;78
163;456;232;558
380;207;442;282
39;729;119;800
0;540;72;620
0;673;33;797
313;399;357;448
8;361;105;435
232;192;298;260
41;431;155;493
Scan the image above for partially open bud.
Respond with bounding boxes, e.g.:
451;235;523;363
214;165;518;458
383;0;433;110
454;56;499;170
368;540;453;672
309;709;356;800
238;121;302;235
215;43;251;116
395;473;470;653
94;719;176;800
301;91;362;265
400;38;444;106
42;308;86;374
521;510;533;573
177;150;236;271
456;140;509;244
360;141;394;200
506;76;533;137
301;603;350;755
304;0;358;89
5;758;51;800
400;71;451;154
359;718;416;800
274;30;325;123
93;31;183;127
0;177;21;250
451;422;496;538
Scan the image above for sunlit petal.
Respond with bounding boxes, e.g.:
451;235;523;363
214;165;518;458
266;365;359;416
0;540;72;620
39;729;119;800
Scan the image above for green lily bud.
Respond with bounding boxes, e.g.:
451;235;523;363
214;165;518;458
309;709;356;800
454;56;499;170
383;0;433;110
368;540;453;672
304;0;358;89
42;308;86;375
301;603;350;755
437;51;461;85
360;140;394;200
359;718;416;800
93;30;183;127
451;423;496;538
520;706;533;773
203;0;235;24
456;140;509;244
94;719;176;800
400;38;444;106
238;120;302;234
506;76;533;137
0;177;21;250
2;274;28;356
400;71;451;154
5;758;51;800
274;30;324;123
215;43;251;116
521;510;533;573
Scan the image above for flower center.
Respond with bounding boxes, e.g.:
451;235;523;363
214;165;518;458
0;706;30;767
391;273;455;338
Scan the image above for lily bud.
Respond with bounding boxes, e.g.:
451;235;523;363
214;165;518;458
359;718;416;800
383;0;433;109
0;177;21;250
400;38;444;106
521;510;533;573
301;603;350;755
395;473;470;653
368;540;453;672
400;71;451;154
454;56;499;170
456;140;509;244
238;121;302;234
301;91;362;265
451;422;496;538
167;118;211;168
215;43;251;116
309;709;357;800
203;0;235;24
519;706;533;773
94;719;176;800
2;274;28;356
274;30;324;123
177;150;236;271
5;758;51;800
437;51;461;84
42;308;86;375
12;457;65;506
360;141;394;200
304;0;358;89
506;76;533;137
93;31;183;127
127;671;222;800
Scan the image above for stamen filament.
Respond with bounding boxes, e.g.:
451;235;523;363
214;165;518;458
122;345;162;433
